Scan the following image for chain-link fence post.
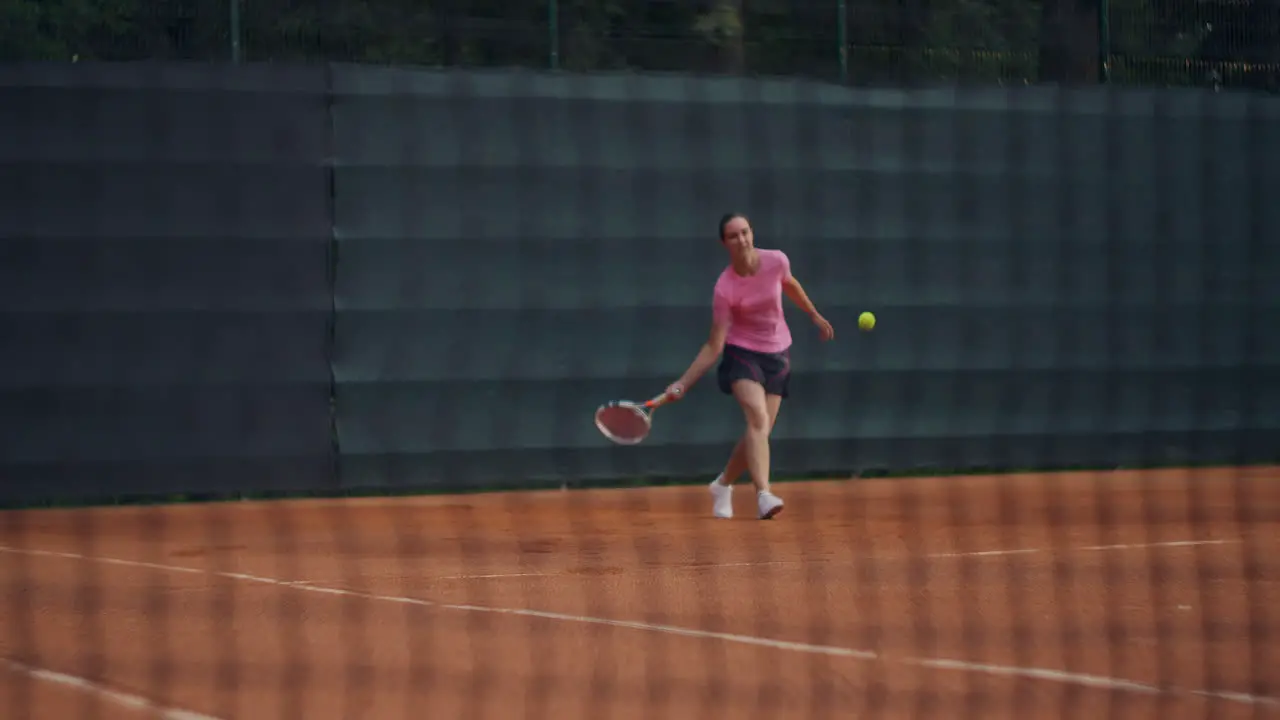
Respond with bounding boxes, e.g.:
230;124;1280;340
549;0;560;69
230;0;242;63
838;0;849;82
1098;0;1111;82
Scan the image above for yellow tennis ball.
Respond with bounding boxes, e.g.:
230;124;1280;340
858;311;876;331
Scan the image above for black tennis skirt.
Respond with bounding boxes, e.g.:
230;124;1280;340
716;343;792;398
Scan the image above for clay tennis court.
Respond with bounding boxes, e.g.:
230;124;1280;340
2;466;1278;719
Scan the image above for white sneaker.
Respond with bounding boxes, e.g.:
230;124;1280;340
757;491;784;520
709;476;733;519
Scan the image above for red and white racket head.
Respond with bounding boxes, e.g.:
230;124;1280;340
594;401;653;445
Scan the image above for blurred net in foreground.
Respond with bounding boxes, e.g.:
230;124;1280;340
1;3;1280;720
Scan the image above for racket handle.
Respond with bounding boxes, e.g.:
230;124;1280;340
646;387;682;408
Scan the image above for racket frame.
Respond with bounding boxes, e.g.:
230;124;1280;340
594;390;680;445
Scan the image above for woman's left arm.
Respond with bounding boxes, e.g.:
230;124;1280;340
783;275;834;341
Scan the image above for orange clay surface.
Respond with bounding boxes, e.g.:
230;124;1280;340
1;466;1278;720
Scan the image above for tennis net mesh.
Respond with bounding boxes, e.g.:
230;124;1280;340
1;1;1279;719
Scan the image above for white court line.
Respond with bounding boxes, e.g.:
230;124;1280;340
1;542;1275;710
1078;540;1232;552
927;538;1236;560
432;539;1237;580
1;657;222;720
432;572;555;580
925;548;1042;559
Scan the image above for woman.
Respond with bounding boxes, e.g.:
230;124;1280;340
665;213;834;519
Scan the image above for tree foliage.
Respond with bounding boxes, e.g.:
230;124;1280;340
0;0;1274;90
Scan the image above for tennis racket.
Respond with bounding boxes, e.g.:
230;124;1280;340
594;388;682;445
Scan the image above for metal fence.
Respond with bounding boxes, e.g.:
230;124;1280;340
4;1;1280;717
3;0;1277;91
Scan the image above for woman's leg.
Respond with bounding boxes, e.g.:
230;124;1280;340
708;346;788;519
717;392;783;488
709;380;784;519
721;380;785;519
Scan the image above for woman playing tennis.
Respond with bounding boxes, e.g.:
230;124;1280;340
665;213;834;519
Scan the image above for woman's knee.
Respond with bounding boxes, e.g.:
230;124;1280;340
732;381;771;433
744;415;771;437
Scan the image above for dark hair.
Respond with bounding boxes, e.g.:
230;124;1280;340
718;213;747;241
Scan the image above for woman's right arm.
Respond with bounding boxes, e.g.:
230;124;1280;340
669;320;728;396
668;287;730;396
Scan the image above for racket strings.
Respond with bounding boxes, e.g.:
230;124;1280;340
596;404;651;444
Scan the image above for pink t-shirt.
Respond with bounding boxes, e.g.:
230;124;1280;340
712;248;793;354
